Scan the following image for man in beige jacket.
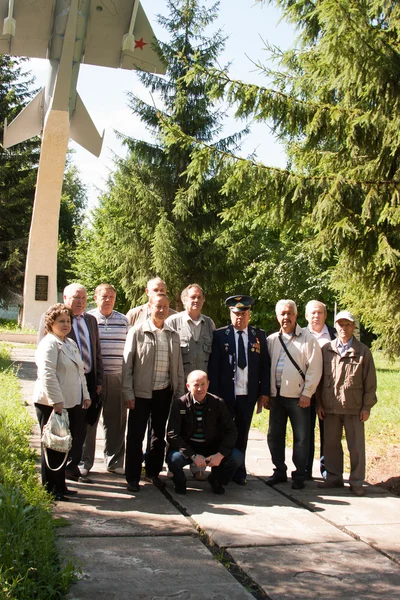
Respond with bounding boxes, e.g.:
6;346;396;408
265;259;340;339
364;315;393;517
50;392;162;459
317;310;377;496
267;299;322;490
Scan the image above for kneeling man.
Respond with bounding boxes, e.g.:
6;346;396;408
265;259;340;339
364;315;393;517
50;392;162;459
167;370;243;495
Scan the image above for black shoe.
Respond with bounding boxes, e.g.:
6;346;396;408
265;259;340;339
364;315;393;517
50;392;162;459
208;474;225;495
65;470;80;482
174;484;187;495
145;475;166;489
266;474;287;486
63;489;78;495
78;475;93;484
54;493;69;501
233;477;247;486
292;479;305;490
127;481;140;492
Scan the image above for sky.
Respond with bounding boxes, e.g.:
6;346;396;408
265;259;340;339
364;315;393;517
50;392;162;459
26;0;296;209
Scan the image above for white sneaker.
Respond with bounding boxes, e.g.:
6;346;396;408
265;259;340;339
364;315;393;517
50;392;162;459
80;468;89;477
108;467;125;475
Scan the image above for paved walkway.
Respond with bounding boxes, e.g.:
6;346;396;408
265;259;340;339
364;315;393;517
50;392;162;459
11;345;400;600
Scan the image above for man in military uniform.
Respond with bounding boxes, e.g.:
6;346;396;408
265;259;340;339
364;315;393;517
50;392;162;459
208;295;270;485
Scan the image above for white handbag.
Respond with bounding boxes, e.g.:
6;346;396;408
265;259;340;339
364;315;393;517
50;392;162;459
41;409;72;471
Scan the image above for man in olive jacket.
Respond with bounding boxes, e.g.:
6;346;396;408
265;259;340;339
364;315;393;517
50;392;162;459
316;310;377;496
167;370;243;495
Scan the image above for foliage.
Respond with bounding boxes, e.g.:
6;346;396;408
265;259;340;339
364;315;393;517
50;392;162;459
0;55;40;306
159;0;400;354
74;0;249;324
57;162;88;291
0;344;75;599
0;318;36;334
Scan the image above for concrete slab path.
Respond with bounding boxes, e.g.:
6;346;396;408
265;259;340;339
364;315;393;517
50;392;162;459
10;345;400;600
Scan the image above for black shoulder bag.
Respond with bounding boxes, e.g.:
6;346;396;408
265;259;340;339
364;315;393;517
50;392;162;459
278;333;306;381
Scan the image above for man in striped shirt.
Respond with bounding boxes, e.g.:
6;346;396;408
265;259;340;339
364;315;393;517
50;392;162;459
167;370;243;495
82;284;129;476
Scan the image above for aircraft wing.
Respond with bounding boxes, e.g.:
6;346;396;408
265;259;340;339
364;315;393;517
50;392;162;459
84;0;166;74
0;0;54;58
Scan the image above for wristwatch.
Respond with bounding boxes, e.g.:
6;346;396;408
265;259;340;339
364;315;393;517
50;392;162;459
191;453;197;460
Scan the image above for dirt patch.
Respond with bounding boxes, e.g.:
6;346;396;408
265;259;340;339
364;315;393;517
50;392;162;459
367;444;400;496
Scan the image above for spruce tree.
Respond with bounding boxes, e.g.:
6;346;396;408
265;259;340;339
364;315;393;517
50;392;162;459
75;0;248;322
161;0;400;354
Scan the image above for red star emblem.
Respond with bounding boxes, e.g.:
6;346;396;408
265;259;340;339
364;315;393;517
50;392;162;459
134;38;147;50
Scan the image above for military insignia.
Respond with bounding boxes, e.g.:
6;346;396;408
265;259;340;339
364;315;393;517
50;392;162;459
180;410;186;414
252;337;261;353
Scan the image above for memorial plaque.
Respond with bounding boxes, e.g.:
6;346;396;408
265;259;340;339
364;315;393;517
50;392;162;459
35;275;48;301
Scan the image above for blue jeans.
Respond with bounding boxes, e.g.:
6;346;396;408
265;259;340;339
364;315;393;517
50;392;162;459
267;395;310;481
167;448;243;488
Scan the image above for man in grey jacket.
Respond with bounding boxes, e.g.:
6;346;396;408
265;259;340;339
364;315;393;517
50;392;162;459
166;284;215;380
122;293;185;492
317;310;377;496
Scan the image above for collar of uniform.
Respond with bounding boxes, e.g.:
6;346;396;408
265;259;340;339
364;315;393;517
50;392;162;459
233;326;248;335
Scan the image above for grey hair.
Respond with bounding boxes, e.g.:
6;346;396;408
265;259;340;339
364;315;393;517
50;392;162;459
63;283;86;297
275;299;297;315
305;300;327;318
146;276;166;289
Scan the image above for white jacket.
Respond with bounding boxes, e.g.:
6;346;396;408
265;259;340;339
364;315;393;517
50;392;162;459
267;325;322;398
33;333;89;408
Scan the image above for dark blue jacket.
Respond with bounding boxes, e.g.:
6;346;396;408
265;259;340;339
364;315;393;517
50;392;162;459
208;324;270;407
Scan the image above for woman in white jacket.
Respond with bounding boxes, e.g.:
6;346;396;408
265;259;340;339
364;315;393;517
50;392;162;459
34;303;91;501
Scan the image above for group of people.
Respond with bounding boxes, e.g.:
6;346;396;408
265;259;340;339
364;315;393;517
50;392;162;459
33;277;377;501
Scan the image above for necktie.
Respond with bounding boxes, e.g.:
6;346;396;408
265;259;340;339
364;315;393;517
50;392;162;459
76;316;91;372
237;330;247;369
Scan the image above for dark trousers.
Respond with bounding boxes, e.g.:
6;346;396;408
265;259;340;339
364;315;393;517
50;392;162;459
167;448;243;488
307;403;325;477
267;394;310;482
66;404;87;475
226;395;256;480
35;403;66;495
125;388;172;484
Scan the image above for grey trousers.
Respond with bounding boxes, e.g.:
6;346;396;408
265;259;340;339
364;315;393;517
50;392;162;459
323;413;365;486
82;372;127;471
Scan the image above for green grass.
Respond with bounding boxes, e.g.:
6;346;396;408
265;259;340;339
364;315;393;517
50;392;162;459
0;319;37;334
0;343;75;599
252;352;400;475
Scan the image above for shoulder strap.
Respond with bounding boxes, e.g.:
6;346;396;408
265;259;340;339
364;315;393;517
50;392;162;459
278;333;306;381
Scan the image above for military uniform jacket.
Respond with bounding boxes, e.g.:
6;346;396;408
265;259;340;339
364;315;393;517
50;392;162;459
208;324;271;406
